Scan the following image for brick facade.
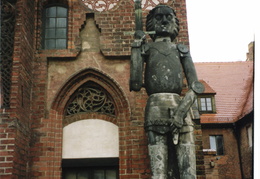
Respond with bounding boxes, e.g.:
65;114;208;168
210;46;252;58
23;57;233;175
236;112;253;179
203;150;219;178
0;0;35;178
202;127;242;179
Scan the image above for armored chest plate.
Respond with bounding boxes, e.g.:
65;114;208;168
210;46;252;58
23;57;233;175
145;42;183;95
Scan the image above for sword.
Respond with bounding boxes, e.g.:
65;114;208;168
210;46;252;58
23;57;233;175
124;0;155;36
129;0;154;91
129;0;146;91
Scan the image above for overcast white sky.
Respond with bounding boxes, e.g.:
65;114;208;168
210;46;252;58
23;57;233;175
186;0;255;62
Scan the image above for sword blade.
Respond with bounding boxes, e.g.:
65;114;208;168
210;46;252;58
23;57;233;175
134;0;143;31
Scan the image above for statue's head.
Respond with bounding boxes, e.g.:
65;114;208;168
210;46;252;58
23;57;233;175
146;5;179;41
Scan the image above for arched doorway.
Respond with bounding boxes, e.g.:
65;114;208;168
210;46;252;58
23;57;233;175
50;68;130;179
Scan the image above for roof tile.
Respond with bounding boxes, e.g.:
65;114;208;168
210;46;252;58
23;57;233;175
195;61;254;123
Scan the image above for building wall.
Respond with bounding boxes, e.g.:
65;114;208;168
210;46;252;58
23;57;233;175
203;150;219;178
0;0;207;178
202;127;242;179
0;0;35;178
239;123;253;179
237;113;253;179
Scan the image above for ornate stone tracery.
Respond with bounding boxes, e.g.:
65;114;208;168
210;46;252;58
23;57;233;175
141;0;169;10
66;84;115;116
80;0;120;12
79;0;169;11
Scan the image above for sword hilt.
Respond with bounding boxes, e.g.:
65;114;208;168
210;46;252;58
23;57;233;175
124;31;156;36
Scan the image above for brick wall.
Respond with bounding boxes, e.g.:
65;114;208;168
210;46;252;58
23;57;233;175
0;111;13;177
203;150;219;178
0;0;35;178
194;120;206;178
237;113;253;179
202;128;242;179
34;0;190;57
239;124;253;178
94;0;190;56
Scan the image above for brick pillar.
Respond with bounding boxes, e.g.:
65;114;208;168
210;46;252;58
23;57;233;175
194;119;206;178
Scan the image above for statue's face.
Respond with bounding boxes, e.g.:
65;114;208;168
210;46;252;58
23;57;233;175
153;7;176;38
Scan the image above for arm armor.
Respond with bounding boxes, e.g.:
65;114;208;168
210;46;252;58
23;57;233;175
177;44;204;94
130;40;144;91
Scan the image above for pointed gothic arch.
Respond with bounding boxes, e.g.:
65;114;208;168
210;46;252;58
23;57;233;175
48;68;131;178
51;67;130;122
46;67;132;176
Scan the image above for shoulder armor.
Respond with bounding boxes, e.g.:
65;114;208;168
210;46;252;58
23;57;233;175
177;44;189;54
191;81;205;94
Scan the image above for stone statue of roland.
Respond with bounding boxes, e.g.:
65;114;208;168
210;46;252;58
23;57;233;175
130;5;204;179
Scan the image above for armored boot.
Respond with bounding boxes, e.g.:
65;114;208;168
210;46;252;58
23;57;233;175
148;143;168;179
176;115;196;179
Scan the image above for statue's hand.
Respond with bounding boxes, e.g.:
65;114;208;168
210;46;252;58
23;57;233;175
169;108;184;129
134;30;146;40
170;115;183;129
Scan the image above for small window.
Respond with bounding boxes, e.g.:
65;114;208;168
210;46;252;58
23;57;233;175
42;5;68;49
210;135;224;155
197;95;215;113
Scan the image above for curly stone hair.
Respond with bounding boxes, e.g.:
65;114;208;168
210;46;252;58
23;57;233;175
146;5;179;41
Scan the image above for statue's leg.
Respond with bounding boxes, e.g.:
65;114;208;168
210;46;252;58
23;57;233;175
145;93;182;179
147;131;168;179
175;114;196;179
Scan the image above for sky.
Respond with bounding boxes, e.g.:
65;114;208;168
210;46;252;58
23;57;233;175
186;0;255;62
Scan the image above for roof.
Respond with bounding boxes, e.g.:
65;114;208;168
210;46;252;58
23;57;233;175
200;80;216;94
195;61;254;123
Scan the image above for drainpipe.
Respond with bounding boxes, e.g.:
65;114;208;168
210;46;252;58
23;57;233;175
0;0;2;108
233;122;245;179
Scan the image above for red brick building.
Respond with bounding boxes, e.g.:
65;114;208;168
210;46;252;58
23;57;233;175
196;58;254;179
0;0;253;178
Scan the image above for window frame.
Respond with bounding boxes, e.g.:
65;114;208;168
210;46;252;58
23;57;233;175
209;135;224;155
42;4;68;49
196;95;216;113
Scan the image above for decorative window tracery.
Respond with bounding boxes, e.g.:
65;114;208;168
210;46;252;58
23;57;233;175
80;0;120;12
141;0;169;10
66;84;115;116
79;0;169;12
0;0;16;108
